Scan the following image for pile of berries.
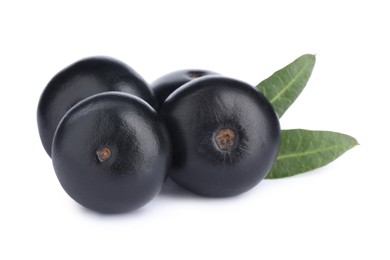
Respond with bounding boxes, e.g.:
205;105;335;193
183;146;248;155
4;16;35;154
37;56;280;214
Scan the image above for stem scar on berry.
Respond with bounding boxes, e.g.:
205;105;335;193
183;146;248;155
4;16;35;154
187;71;206;79
96;147;111;162
214;128;237;151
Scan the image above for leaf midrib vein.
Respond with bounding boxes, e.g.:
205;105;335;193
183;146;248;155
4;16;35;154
277;144;348;160
270;61;311;104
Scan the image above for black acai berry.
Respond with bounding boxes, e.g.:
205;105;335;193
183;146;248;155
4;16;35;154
151;69;219;109
52;92;171;213
37;56;155;156
160;76;281;197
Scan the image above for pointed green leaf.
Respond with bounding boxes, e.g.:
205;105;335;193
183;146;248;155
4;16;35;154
257;54;316;117
266;129;358;179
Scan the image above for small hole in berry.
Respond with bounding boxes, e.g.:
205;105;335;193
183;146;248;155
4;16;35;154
96;147;111;162
214;128;237;151
187;71;206;79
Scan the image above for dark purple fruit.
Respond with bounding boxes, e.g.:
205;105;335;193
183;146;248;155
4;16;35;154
52;92;170;213
38;56;155;156
160;76;280;197
151;69;219;108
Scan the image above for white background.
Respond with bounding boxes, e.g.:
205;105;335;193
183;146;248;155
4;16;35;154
0;1;389;259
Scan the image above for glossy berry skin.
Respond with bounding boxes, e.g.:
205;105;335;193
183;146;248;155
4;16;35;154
38;56;155;156
151;69;219;109
52;92;170;214
160;76;280;197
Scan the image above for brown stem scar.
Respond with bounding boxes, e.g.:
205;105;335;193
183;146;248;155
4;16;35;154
187;71;205;79
215;128;236;151
96;147;111;162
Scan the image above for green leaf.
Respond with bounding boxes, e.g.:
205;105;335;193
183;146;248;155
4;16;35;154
266;129;358;179
257;54;316;117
